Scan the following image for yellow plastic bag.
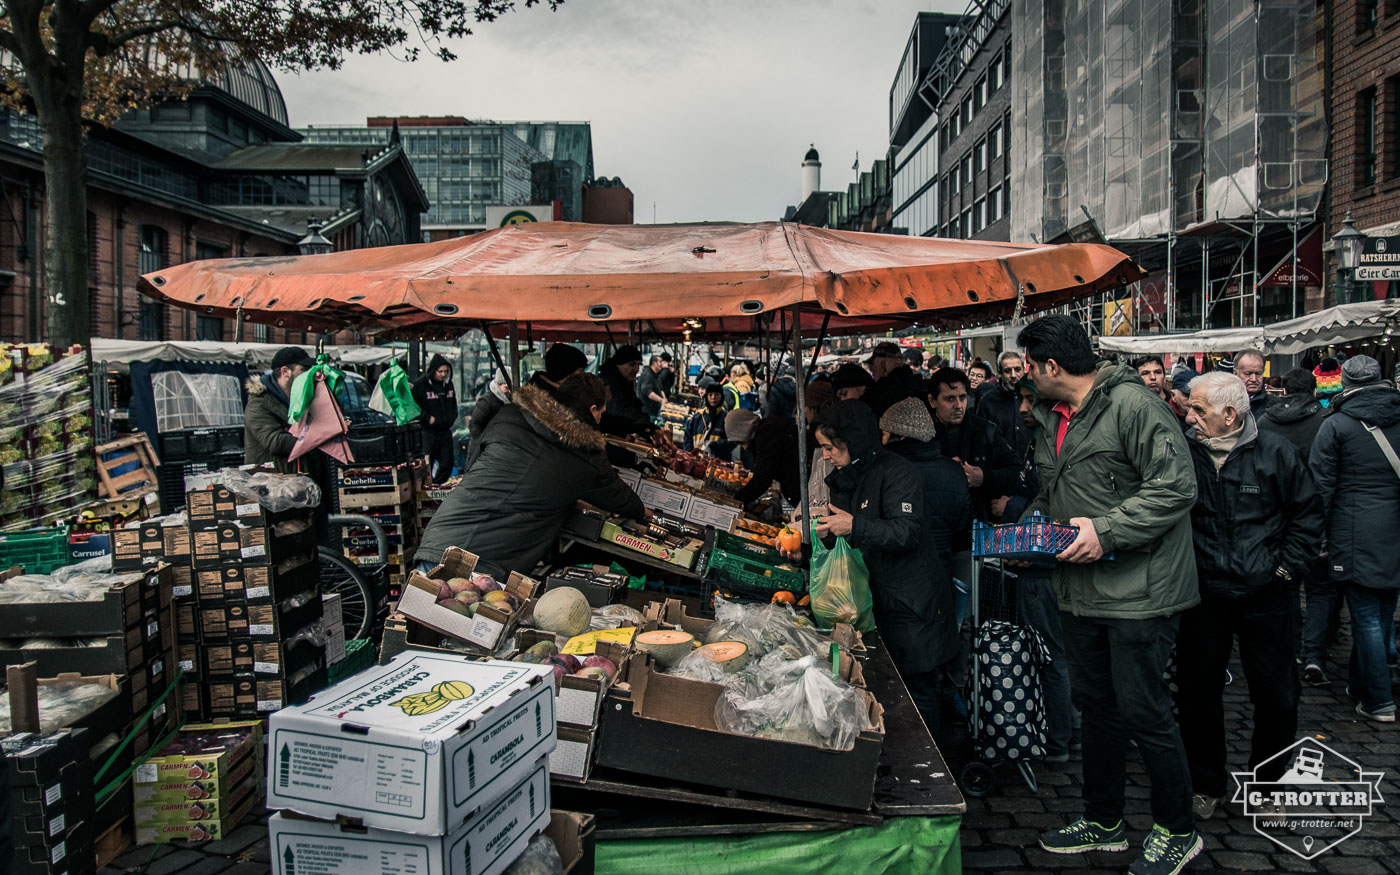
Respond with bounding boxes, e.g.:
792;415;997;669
809;527;874;632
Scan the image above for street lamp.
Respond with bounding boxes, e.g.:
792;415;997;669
1331;210;1364;304
297;218;334;256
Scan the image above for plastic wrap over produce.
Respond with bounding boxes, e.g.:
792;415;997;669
0;555;137;603
713;653;872;751
217;469;322;510
0;345;96;530
0;679;118;733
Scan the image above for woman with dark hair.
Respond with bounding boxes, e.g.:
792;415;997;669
811;400;958;730
413;372;646;578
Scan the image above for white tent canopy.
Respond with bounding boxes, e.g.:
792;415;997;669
1097;300;1400;356
90;339;406;372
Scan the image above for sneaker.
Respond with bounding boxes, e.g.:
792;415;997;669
1303;664;1328;686
1129;824;1203;875
1039;818;1129;854
1356;703;1397;723
1192;794;1222;820
1044;751;1071;764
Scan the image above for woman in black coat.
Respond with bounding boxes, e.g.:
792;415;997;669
414;372;646;579
813;401;958;730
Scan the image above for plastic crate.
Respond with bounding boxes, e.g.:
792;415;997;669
159;427;244;461
327;637;375;683
0;526;71;573
702;547;805;595
971;512;1079;561
710;530;785;565
158;451;244;514
344;420;424;466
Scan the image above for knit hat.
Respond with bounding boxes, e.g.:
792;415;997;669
725;410;761;443
803;379;836;413
610;345;643;366
1341;354;1383;389
879;397;936;442
1216;356;1236;374
831;362;875;391
544;343;588;382
1171;368;1199;396
1313;358;1342;395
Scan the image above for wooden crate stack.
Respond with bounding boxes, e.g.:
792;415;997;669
335;460;427;601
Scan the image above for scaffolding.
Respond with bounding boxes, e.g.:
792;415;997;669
1010;0;1326;335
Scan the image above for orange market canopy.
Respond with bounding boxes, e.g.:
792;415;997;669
139;221;1144;339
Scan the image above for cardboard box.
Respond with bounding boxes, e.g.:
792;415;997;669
0;571;146;638
544;565;628;608
685;494;742;530
110;523;165;571
636;478;691;517
322;593;346;667
134;783;258;844
267;650;555;834
194;559;316;605
595;647;884;811
199;594;321;642
170;565;194;600
134;774;259;824
132;752;258;803
599;520;701;569
190;520;316;570
132;720;263;784
397;548;541;653
206;671;323;716
547;810;595;875
549;724;596;783
510;631;626;729
269;757;551;875
186;484;311;528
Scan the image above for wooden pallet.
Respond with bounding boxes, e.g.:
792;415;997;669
95;435;161;500
95;813;133;870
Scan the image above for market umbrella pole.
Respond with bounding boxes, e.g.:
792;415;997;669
478;320;514;390
790;304;812;569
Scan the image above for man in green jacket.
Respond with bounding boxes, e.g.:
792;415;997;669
1021;317;1201;875
244;346;314;473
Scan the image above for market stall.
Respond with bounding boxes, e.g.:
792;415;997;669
1097;299;1400;356
0;220;1145;874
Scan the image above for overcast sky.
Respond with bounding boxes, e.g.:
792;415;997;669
279;0;962;225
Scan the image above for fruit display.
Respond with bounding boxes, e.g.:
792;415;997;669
0;345;96;532
634;629;696;667
431;572;521;618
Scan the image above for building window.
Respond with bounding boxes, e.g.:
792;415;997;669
974;76;987;112
195;241;226;262
989;123;1003;159
961;96;972;127
138;225;167;275
1362;89;1378;187
1393;77;1400;179
990;56;1002;93
1002;184;1011;217
196;315;224;342
948;170;959;198
988;186;1003;223
1361;0;1379;30
253;322;270;344
960;208;972;238
977;138;989;177
139;300;163;341
1002;44;1011;81
974;198;987;232
961;153;973;187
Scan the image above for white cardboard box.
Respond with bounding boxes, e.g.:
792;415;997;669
269;755;551;875
266;651;556;834
321;593;346;666
635;479;691;517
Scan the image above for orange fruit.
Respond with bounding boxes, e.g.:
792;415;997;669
771;591;796;604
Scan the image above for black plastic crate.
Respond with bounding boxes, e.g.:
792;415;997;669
344;421;424;466
159;427;243;462
158;451;244;514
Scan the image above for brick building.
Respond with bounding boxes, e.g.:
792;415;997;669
1326;0;1400;302
0;59;427;345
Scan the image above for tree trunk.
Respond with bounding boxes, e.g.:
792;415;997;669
38;101;90;347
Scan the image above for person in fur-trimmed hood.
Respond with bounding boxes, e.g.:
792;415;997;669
244;346;315;474
413;372;647;579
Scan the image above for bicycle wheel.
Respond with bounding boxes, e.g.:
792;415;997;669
318;546;374;640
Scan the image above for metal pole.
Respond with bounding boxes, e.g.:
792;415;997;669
507;321;521;387
790;304;812;567
478;320;513;389
1291;221;1299;320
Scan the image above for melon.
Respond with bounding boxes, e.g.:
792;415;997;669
533;587;592;637
635;629;696;667
697;641;749;673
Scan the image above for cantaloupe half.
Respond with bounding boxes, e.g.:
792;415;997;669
635;629;696;667
697;641;749;673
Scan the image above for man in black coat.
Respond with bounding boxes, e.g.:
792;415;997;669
466;343;588;472
927;367;1020;522
877;397;970;570
415;373;646;579
1234;350;1274;418
975;351;1032;458
1178;372;1322;819
1258;367;1326;457
812;401;956;731
1309;356;1400;722
865;342;926;415
599;345;656;438
636;355;667;419
413;353;460;484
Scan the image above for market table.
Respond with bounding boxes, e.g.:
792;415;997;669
552;629;964;873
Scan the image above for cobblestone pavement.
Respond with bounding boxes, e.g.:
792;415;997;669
954;618;1400;873
98;619;1399;874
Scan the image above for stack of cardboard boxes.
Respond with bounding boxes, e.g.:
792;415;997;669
336;461;426;603
4;728;96;875
266;650;557;875
132;721;264;845
183;486;325;721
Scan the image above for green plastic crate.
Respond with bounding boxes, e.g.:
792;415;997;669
0;526;71;574
704;547;805;595
327;637;375;683
710;530;786;565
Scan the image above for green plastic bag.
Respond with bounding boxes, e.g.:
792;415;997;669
808;525;875;632
376;362;421;425
287;354;345;424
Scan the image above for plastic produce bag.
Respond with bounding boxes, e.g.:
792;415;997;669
218;470;322;511
502;833;564;875
287;354;345;424
373;362;422;426
714;654;871;751
808;529;874;632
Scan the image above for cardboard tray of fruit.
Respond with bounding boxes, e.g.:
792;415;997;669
396;547;541;653
505;628;628;730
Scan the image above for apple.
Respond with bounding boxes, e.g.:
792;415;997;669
543;656;569;687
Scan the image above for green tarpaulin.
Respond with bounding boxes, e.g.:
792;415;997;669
593;815;961;873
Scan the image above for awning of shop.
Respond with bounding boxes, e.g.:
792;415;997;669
89;338;405;372
1097;327;1266;355
1096;300;1400;356
139;221;1143;338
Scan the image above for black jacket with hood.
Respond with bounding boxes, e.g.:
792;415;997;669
412;353;458;434
975;380;1033;458
414;384;646;578
1187;413;1323;599
1309;385;1400;588
244;373;295;473
734;387;800;507
934;411;1020;522
818;401;957;675
885;437;972;570
600;359;653;437
1258;394;1327;457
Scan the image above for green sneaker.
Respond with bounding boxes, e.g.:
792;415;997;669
1128;824;1203;875
1038;817;1130;854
